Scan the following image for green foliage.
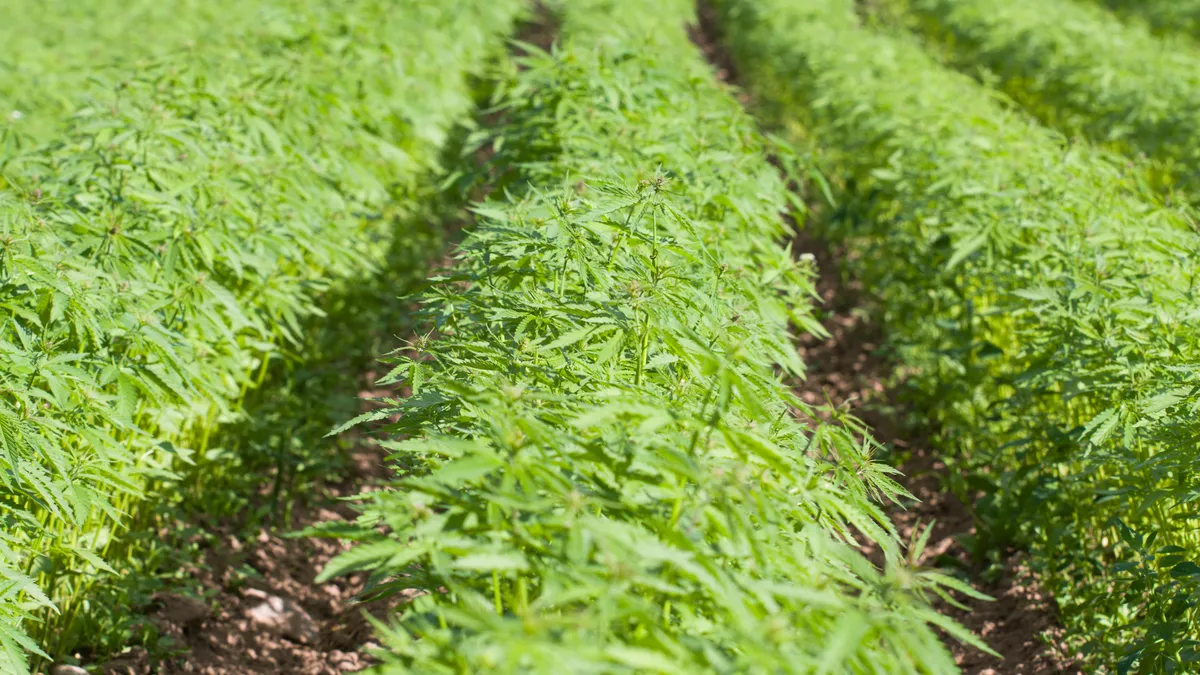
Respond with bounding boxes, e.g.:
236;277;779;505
64;195;465;667
0;0;525;671
711;0;1200;671
0;0;283;147
314;0;981;672
1096;0;1200;39
891;0;1200;199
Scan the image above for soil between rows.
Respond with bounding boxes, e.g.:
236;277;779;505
72;386;403;675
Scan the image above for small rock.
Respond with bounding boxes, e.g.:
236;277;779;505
152;592;209;624
397;588;427;603
245;594;318;644
99;647;150;675
51;666;88;675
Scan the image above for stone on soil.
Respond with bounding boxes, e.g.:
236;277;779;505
245;593;319;644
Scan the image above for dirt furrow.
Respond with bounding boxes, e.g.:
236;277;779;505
787;233;1081;674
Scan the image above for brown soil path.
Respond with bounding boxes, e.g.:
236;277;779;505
149;449;396;675
71;389;401;675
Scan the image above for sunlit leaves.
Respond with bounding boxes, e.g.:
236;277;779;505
319;1;968;672
901;0;1200;199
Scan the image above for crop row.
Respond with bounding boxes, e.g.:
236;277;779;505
711;0;1200;670
0;0;279;147
311;0;983;672
890;0;1200;199
0;1;525;671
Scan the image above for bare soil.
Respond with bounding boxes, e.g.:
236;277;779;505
146;451;392;675
89;405;401;675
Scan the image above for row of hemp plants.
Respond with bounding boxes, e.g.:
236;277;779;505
312;0;987;672
710;0;1200;671
884;0;1200;199
0;1;527;671
0;0;282;149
